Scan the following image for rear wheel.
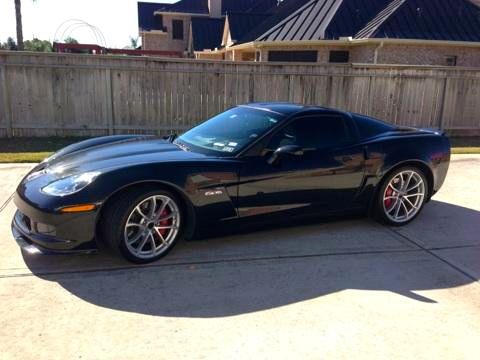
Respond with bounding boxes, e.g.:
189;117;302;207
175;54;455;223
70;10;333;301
374;167;428;226
102;188;182;263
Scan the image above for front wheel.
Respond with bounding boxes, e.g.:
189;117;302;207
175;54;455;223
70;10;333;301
102;188;182;263
374;167;428;226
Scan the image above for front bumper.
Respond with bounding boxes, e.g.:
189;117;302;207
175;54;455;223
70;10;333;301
12;218;96;255
11;194;98;254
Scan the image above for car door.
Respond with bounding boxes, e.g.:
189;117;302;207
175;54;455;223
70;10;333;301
236;113;366;218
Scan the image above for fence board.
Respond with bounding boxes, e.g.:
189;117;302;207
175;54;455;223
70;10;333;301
0;51;479;137
0;64;11;137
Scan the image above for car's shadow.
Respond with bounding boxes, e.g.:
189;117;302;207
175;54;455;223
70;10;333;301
22;200;480;318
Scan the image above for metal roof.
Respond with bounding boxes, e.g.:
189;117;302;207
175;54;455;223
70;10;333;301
229;0;312;44
256;0;480;42
324;0;396;39
257;0;346;41
191;18;225;51
222;0;279;14
226;13;272;44
138;2;168;31
355;0;480;41
138;0;283;34
149;0;280;16
353;0;405;39
141;0;480;51
156;0;209;14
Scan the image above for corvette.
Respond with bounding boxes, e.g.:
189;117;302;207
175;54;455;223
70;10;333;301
12;103;450;263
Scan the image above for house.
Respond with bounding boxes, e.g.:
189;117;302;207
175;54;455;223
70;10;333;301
139;0;480;67
138;0;278;56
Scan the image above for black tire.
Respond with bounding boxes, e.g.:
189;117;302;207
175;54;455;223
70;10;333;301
100;187;183;263
373;166;428;226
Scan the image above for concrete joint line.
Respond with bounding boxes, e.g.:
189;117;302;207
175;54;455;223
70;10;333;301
387;227;479;284
0;248;422;280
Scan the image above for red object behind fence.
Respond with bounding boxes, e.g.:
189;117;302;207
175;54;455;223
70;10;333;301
53;42;182;58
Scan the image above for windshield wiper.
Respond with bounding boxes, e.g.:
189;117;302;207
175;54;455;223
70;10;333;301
163;133;177;143
174;141;190;152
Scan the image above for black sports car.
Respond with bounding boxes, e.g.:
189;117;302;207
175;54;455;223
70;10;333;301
12;103;450;263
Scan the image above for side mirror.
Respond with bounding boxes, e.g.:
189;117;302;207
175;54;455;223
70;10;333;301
267;145;304;165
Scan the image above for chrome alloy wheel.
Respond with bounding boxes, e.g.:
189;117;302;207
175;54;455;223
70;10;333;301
382;170;426;224
123;195;180;259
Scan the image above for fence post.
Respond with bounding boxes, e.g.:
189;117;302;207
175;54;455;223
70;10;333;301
248;72;254;102
367;75;373;116
104;68;114;135
0;63;12;138
437;77;448;130
288;74;294;102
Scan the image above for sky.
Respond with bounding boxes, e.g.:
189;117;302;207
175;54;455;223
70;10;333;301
0;0;175;48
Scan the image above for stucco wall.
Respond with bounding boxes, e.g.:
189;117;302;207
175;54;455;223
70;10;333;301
257;45;374;63
142;14;190;53
376;44;480;67
196;52;224;60
256;45;342;62
351;46;376;63
254;43;480;67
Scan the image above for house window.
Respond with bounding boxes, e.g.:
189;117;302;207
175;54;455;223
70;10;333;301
329;50;350;63
154;14;164;31
172;20;184;40
446;55;457;66
268;50;318;62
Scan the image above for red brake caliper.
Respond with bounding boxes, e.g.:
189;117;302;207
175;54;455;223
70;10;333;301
158;208;171;237
384;186;394;209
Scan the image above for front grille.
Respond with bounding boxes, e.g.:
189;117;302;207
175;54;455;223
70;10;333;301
15;211;56;236
23;215;32;231
15;211;32;233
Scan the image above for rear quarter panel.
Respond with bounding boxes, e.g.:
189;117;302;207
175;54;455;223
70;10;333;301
363;133;450;197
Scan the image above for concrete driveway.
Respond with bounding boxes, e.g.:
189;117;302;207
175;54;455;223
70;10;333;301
0;156;479;360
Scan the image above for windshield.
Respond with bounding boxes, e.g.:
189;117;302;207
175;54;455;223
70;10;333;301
176;107;285;156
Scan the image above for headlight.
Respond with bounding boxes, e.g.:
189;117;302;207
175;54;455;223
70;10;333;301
41;172;100;197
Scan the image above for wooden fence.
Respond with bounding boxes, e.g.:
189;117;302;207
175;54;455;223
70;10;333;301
1;51;479;137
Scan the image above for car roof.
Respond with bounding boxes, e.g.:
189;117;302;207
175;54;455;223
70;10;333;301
240;102;344;116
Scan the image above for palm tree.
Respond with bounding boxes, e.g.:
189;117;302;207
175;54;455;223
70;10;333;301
14;0;36;51
14;0;23;50
130;36;139;49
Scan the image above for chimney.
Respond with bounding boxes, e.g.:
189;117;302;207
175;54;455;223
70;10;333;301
208;0;222;18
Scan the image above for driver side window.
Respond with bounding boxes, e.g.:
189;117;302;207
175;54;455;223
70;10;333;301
267;115;352;151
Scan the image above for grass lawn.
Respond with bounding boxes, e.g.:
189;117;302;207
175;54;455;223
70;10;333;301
0;136;478;163
0;137;87;163
450;147;480;154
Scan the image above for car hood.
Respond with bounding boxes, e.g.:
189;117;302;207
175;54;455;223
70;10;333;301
41;137;209;178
